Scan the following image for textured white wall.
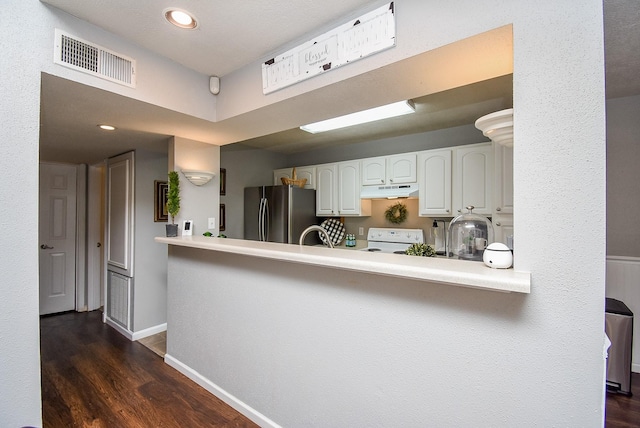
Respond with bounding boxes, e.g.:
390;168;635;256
0;0;44;423
167;0;607;426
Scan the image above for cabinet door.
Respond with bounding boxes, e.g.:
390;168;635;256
296;166;316;190
361;157;386;185
453;144;493;215
494;144;513;214
418;149;452;216
273;168;291;186
106;151;135;277
387;153;417;184
493;214;514;248
316;164;337;216
338;161;361;215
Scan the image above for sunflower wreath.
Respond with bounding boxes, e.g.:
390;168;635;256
384;202;408;224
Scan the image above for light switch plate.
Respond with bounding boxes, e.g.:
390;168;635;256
358;227;364;236
208;217;216;229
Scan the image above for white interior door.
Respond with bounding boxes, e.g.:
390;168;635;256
39;163;77;315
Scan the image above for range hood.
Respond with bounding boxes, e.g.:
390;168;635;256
360;183;419;199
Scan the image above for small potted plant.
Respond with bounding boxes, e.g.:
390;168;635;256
165;171;180;237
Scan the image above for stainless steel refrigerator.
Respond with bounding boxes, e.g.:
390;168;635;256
244;185;319;244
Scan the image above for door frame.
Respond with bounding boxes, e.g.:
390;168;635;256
86;162;106;311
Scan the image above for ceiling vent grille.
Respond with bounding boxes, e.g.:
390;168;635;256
54;29;136;88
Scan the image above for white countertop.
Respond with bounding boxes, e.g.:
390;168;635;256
155;236;530;294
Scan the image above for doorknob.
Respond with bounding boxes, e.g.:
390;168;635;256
40;244;54;249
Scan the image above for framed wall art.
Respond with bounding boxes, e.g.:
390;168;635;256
220;168;226;196
219;204;226;231
154;180;168;222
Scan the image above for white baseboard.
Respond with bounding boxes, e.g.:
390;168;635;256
164;353;281;428
105;317;134;340
132;323;167;341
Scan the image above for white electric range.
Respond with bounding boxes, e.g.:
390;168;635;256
360;227;424;254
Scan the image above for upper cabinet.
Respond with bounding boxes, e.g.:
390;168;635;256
316;161;371;217
453;143;493;215
362;154;416;186
315;164;337;216
493;145;513;214
418;149;452;216
273;166;316;189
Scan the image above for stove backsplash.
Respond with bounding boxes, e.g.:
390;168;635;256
341;199;449;250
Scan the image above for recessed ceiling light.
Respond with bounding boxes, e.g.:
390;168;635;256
98;124;116;131
164;8;198;29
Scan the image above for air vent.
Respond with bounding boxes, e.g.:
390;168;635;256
54;29;136;88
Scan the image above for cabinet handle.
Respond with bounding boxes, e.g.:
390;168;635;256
496;222;502;227
446;209;450;213
457;209;461;213
381;179;384;183
390;179;393;183
496;207;501;212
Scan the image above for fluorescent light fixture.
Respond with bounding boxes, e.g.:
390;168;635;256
98;124;115;131
182;170;214;186
300;100;415;134
164;8;198;29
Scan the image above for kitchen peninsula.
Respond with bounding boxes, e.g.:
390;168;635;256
157;235;531;427
156;236;530;293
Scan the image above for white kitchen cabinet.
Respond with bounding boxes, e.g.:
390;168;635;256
361;157;386;185
453;143;493;216
418;149;452;216
316;164;337;216
316;161;370;216
273;166;316;189
492;214;514;248
493;144;513;214
387;153;417;184
361;153;416;185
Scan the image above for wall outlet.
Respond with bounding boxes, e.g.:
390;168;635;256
208;217;216;229
358;227;364;236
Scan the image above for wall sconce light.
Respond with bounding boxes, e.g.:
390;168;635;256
182;170;215;186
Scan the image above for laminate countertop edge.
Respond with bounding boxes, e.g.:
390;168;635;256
155;236;531;294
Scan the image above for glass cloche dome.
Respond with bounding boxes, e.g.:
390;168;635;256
447;206;494;261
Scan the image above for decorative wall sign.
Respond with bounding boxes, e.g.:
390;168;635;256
262;2;395;94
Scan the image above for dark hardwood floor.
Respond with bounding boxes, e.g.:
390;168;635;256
40;311;640;427
607;373;640;427
40;311;259;428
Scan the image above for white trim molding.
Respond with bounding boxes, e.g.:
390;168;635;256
164;354;281;428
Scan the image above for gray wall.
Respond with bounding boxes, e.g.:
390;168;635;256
220;145;287;238
133;149;169;331
607;94;640;257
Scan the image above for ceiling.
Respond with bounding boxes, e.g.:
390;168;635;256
39;0;640;165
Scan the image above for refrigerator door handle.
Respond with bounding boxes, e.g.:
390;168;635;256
263;198;270;241
258;197;265;241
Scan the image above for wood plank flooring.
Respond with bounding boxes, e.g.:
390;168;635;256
40;310;640;427
607;373;640;427
40;311;258;428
